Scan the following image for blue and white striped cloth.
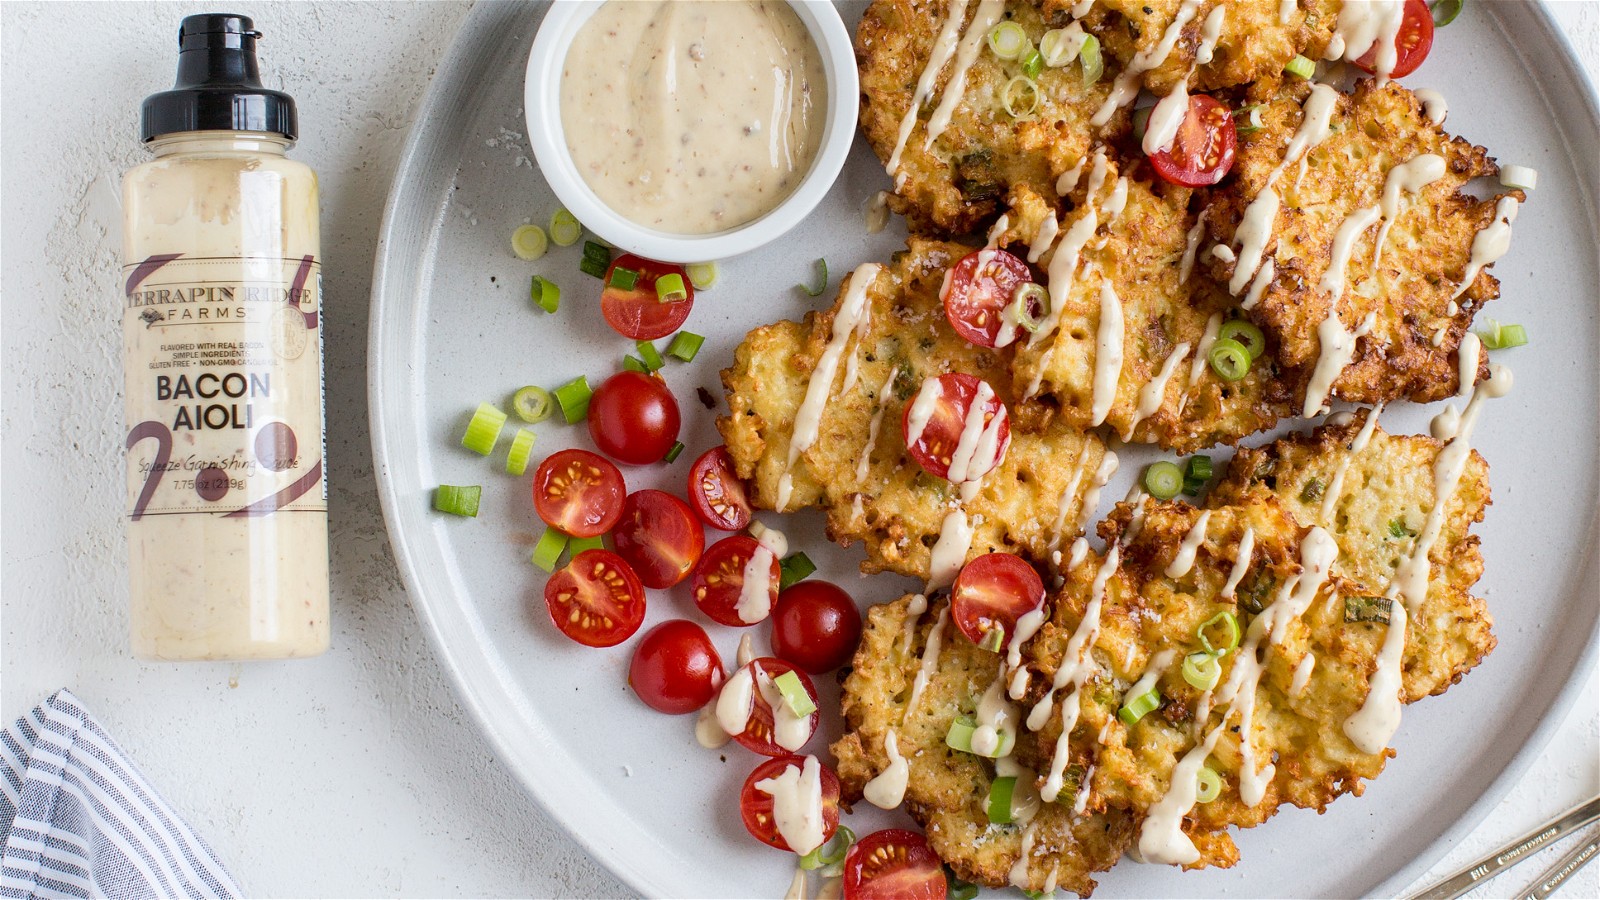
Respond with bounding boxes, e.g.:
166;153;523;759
0;690;239;899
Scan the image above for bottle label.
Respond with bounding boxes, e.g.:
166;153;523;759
122;254;326;519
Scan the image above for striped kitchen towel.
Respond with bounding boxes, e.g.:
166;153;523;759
0;690;239;899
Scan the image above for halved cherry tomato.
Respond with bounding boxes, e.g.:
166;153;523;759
543;549;645;648
842;829;946;900
942;249;1034;348
901;372;1010;483
739;756;841;852
771;581;862;674
1149;94;1237;188
612;490;704;589
588;371;681;465
692;535;779;627
689;446;752;531
628;619;723;714
601;254;694;340
727;658;819;757
533;448;625;538
1352;0;1434;79
951;553;1045;648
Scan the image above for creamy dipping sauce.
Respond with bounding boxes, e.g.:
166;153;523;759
560;0;826;235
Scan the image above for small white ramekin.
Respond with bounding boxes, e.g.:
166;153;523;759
524;0;858;264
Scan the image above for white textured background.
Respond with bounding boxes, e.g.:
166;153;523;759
1;2;1594;898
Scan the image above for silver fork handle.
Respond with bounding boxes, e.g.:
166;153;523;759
1515;826;1600;900
1406;795;1600;900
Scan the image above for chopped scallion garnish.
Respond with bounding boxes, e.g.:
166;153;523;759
1143;461;1183;501
1299;477;1326;504
1182;651;1222;691
1234;104;1264;135
1344;595;1393;625
1020;48;1044;81
1196;766;1223;803
1477;319;1529;349
945;715;978;753
461;402;507;455
1217;320;1266;360
582;240;611;264
1430;0;1464;27
531;526;569;572
1388;518;1413;539
987;776;1018;824
1187;456;1212;480
636;340;664;371
1499;164;1538;191
570;534;606;555
1118;687;1161;726
664;440;686;464
799;258;829;297
655;272;688;303
1001;75;1040;119
506;428;537;476
512;385;554;424
986;21;1029;60
579;256;608;279
1078;34;1103;86
773;670;817;717
686;261;719;290
530;275;560;313
608;266;639;292
978;625;1006;653
1208;338;1252;382
1198;611;1241;655
549;209;582;247
799;824;854;872
1285;54;1316;79
433;484;482;517
511;224;548;261
667;330;705;362
554;376;592;424
779;552;817;590
1039;27;1083;67
947;872;980;900
622;355;649;374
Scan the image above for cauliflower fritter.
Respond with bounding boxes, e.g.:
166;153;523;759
1209;410;1496;700
996;167;1294;452
719;238;1110;583
857;0;1124;234
1205;78;1519;409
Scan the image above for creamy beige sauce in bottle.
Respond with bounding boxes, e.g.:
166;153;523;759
122;15;328;660
559;0;827;235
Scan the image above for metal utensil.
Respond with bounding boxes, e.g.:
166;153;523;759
1407;795;1600;899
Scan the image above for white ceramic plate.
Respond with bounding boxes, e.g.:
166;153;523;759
369;2;1600;896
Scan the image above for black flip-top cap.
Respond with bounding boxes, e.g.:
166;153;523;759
141;13;297;142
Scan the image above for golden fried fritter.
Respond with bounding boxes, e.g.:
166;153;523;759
1209;410;1496;700
1205;78;1520;410
832;595;1135;895
720;238;1111;583
996;166;1294;452
857;0;1124;234
1075;0;1339;95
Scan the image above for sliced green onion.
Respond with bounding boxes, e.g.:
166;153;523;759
511;224;548;261
686;261;719;290
779;551;817;591
1182;476;1207;497
1118;687;1161;726
987;21;1028;60
947;872;980;900
1499;165;1538;191
512;385;554;424
1430;0;1464;27
1039;28;1082;67
1132;106;1152;143
530;275;561;313
1182;651;1222;691
608;265;639;292
579;255;608;279
1011;283;1049;333
1023;891;1056;900
987;776;1018;824
1388;518;1413;539
1078;34;1103;86
433;484;481;517
1198;611;1241;655
570;534;606;555
1285;54;1316;79
1217;320;1266;360
978;625;1006;653
773;670;817;717
554;376;592;424
582;240;611;264
1208;337;1252;382
549;209;582;247
1345;595;1393;625
531;526;569;572
655;272;688;303
1001;76;1040;119
1186;455;1213;481
1299;477;1326;504
1020;48;1044;81
664;440;686;464
506;428;537;476
636;340;665;371
461;402;507;455
1143;461;1183;501
1478;320;1528;349
945;715;978;752
622;355;649;374
1234;104;1264;135
667;330;705;362
800;258;829;297
800;824;855;872
1196;766;1223;803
